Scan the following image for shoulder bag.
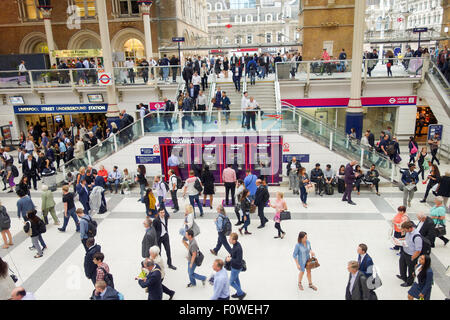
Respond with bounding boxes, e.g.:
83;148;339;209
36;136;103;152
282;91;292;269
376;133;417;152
305;257;320;270
435;224;446;237
195;250;204;266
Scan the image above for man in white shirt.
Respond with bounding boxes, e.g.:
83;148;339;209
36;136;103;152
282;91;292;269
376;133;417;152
125;58;135;84
107;166;122;194
240;91;249;128
153;175;168;216
192;72;201;100
18;60;30;85
197;90;207;123
245;96;259;130
168;169;179;213
83;58;90;69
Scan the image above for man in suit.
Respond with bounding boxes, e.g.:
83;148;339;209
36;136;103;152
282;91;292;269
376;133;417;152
76;179;90;214
254;179;269;229
137;259;163;300
357;243;374;277
416;212;436;247
232;64;243;92
181;92;195;130
345;260;370;300
84;237;101;286
153;208;177;270
401;163;419;208
22;154;38;190
142;218;158;258
342;160;359;205
230;53;239;69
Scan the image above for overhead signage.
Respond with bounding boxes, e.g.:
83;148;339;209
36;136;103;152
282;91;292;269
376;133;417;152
51;49;103;58
172;37;185;42
136;155;161;164
140;148;154;155
413;27;428;33
149;102;165;111
281;96;417;108
13;104;108;114
283;154;310;163
98;72;112;86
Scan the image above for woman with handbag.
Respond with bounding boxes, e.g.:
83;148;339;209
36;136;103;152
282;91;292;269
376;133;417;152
407;255;433;300
238;189;252;235
0;257;16;300
298;167;310;208
270;192;287;239
293;231;317;291
180;204;197;243
420;164;441;203
234;179;245;226
143;188;157;218
0;201;13;249
408;136;418;164
201;166;215;210
430;196;449;246
23;210;47;259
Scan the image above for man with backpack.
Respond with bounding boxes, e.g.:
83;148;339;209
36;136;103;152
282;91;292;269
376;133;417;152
210;205;232;256
77;208;97;251
153;175;169;217
168;169;180;213
397;221;429;287
183;170;204;217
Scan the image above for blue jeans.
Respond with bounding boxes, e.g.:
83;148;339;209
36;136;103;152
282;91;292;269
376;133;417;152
107;180;120;193
158;196;169;216
163;67;169;81
188;262;206;285
242;213;250;231
189;194;204;217
241;112;247;126
213;232;232;254
230;268;244;296
300;186;307;204
139;184;146;202
61;207;79;231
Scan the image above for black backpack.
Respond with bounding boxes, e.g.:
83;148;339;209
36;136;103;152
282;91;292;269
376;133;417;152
194;178;203;193
0;206;11;230
175;176;183;190
222;216;232;236
11;165;19;178
38;219;46;234
99;267;115;288
413;234;432;256
160;181;169;192
83;216;97;238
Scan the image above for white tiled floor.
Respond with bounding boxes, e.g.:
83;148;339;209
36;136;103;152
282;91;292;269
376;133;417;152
1;185;448;300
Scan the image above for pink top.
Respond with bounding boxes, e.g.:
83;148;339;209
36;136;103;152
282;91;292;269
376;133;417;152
272;198;286;213
222;167;237;183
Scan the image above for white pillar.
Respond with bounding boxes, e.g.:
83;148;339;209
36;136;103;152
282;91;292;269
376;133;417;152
345;0;366;139
140;3;156;59
96;0;119;118
40;8;56;66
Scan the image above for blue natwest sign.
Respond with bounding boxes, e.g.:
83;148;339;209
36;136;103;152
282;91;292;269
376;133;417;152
14;104;108;114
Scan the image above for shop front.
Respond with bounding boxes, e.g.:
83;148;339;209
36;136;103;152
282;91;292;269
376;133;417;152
281;96;417;137
13;103;108;136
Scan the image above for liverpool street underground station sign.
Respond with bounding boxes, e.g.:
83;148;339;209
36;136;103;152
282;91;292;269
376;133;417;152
14;104;108;114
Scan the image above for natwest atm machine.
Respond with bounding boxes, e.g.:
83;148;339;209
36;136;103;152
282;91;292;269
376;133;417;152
159;135;283;185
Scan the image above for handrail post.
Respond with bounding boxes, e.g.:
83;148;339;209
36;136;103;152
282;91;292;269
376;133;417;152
87;150;92;166
113;134;118;152
360;148;364;167
179;112;183;132
298;116;302;134
364;59;368;82
156;109;160;123
69;70;75;87
329;132;333;150
292;107;295;121
62;165;66;179
390;164;395;182
257;110;262;131
28;71;34;89
218;110;222;132
140;116;145;134
306;63;310;85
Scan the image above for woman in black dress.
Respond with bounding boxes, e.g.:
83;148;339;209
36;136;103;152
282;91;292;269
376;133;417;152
201;165;215;209
353;165;364;195
223;57;229;78
421;164;441;203
17;176;30;197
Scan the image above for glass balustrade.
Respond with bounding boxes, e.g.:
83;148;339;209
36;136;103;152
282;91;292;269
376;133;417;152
0;70;31;88
113;66;182;85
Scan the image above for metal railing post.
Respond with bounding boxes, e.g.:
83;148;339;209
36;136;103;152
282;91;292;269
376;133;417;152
360;148;364;167
390;164;395;182
140;117;145;134
156;110;160;123
69;70;75;87
87;150;92;166
329;132;333;150
257;110;262;131
28;71;34;89
298;116;302;134
113;134;118;152
179;112;183;132
218;110;222;132
62;165;66;179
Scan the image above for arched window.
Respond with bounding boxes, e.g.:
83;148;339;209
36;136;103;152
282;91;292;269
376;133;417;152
266;13;272;22
215;2;222;11
246;14;253;23
206;2;212;11
375;16;382;31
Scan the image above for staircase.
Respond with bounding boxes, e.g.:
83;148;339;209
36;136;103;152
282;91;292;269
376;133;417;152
215;80;277;110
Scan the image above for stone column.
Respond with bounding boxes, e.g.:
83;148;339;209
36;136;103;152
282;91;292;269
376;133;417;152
39;7;56;66
140;1;156;60
96;0;119;120
345;0;366;139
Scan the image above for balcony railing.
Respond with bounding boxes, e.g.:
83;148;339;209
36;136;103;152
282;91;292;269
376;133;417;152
0;66;183;89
